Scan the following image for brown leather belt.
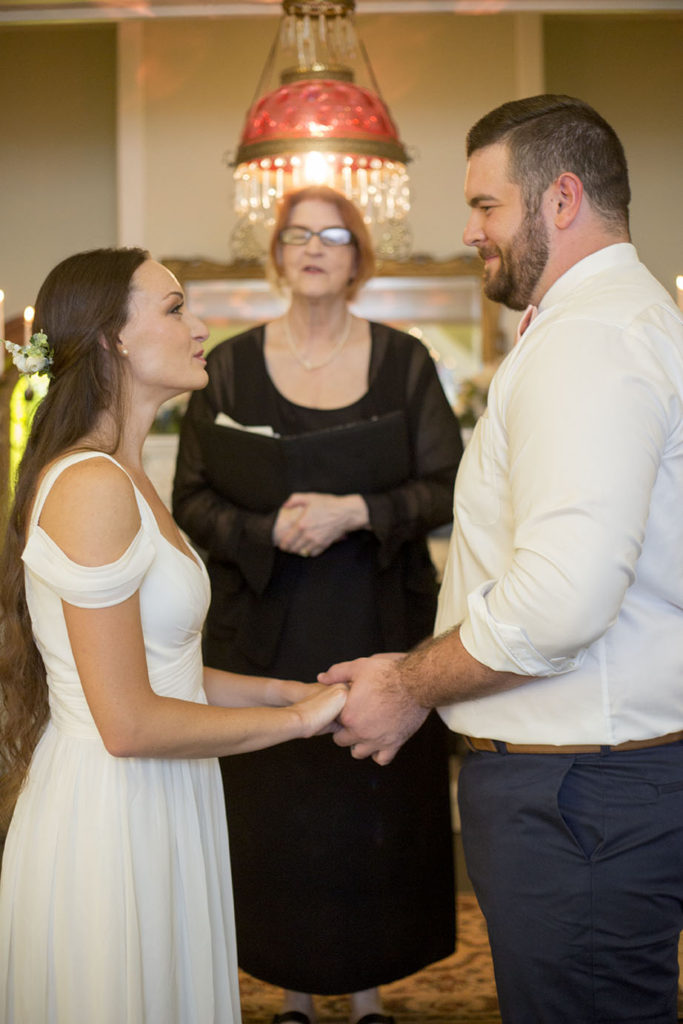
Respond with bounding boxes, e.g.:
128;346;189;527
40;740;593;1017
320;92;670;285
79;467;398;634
463;730;683;755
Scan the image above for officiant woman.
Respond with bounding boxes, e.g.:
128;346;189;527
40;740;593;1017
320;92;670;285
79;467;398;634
172;185;462;1024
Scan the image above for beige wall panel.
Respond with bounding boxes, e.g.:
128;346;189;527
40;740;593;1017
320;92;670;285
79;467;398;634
1;14;681;315
142;14;519;264
142;17;273;263
0;25;117;315
351;14;518;259
545;15;683;300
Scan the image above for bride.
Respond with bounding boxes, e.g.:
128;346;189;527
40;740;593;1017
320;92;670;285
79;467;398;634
0;246;347;1023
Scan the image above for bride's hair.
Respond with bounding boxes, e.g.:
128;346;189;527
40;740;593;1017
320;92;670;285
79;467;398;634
0;246;149;834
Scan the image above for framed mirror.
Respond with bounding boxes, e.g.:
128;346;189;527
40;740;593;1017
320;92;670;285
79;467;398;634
162;255;503;408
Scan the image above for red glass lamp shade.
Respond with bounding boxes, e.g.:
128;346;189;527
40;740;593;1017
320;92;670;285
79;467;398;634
235;78;408;164
229;0;412;260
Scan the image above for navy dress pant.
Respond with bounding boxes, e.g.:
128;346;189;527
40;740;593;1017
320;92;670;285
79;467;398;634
458;742;683;1024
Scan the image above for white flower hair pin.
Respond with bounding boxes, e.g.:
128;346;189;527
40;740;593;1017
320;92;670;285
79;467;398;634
4;331;54;379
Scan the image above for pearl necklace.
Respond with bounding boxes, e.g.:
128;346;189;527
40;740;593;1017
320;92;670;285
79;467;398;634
283;313;352;371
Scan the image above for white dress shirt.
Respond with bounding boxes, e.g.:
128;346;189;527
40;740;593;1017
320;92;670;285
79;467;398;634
437;244;683;744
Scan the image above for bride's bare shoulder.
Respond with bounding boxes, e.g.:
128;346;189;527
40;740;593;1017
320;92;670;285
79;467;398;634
37;455;140;566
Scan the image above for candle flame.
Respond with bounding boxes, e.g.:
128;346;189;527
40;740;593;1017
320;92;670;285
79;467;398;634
24;306;35;323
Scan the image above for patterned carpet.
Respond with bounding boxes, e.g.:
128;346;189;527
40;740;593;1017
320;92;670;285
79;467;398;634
239;893;500;1024
239;892;683;1024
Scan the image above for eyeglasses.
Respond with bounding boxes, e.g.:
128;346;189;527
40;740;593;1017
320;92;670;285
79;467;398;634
278;226;355;247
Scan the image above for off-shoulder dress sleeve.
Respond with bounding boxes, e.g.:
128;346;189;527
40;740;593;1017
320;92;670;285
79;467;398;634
22;524;156;609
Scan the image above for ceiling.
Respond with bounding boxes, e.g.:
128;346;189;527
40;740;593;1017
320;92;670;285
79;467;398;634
1;0;682;22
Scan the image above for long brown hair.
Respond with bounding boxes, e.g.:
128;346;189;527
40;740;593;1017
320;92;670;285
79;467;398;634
0;246;148;834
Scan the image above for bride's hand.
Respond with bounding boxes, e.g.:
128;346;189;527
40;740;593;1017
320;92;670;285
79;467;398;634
293;683;348;737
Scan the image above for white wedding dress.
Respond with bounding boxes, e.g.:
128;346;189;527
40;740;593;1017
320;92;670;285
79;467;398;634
0;452;241;1023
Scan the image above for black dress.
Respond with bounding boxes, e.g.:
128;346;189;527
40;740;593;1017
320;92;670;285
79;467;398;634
172;323;462;994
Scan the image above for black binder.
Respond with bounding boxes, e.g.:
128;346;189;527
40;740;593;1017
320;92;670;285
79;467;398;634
197;409;411;512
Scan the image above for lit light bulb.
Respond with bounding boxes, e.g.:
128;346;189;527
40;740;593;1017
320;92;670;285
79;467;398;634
303;151;330;185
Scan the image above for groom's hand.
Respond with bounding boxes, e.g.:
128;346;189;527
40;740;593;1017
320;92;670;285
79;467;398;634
318;654;429;765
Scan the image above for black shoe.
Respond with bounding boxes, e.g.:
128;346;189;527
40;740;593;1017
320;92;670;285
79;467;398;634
272;1014;312;1024
355;1016;396;1024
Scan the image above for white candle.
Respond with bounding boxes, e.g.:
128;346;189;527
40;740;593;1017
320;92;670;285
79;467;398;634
23;305;35;345
676;275;683;312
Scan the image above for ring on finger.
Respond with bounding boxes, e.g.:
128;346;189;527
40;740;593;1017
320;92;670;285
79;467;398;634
301;547;310;557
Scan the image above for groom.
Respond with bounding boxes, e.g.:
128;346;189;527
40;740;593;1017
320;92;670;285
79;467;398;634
321;95;683;1023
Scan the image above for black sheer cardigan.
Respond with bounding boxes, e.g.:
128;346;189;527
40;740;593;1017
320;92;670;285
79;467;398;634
172;322;463;664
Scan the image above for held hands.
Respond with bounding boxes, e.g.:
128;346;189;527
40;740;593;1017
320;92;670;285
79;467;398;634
272;492;369;558
290;682;348;737
318;653;428;765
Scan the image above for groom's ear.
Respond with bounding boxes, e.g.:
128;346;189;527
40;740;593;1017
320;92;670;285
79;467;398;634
547;171;583;230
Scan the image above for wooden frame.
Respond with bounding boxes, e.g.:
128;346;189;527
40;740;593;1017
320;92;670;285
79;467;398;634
162;255;503;365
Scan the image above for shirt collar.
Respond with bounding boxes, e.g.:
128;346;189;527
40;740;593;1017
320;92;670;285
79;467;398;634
538;242;638;313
